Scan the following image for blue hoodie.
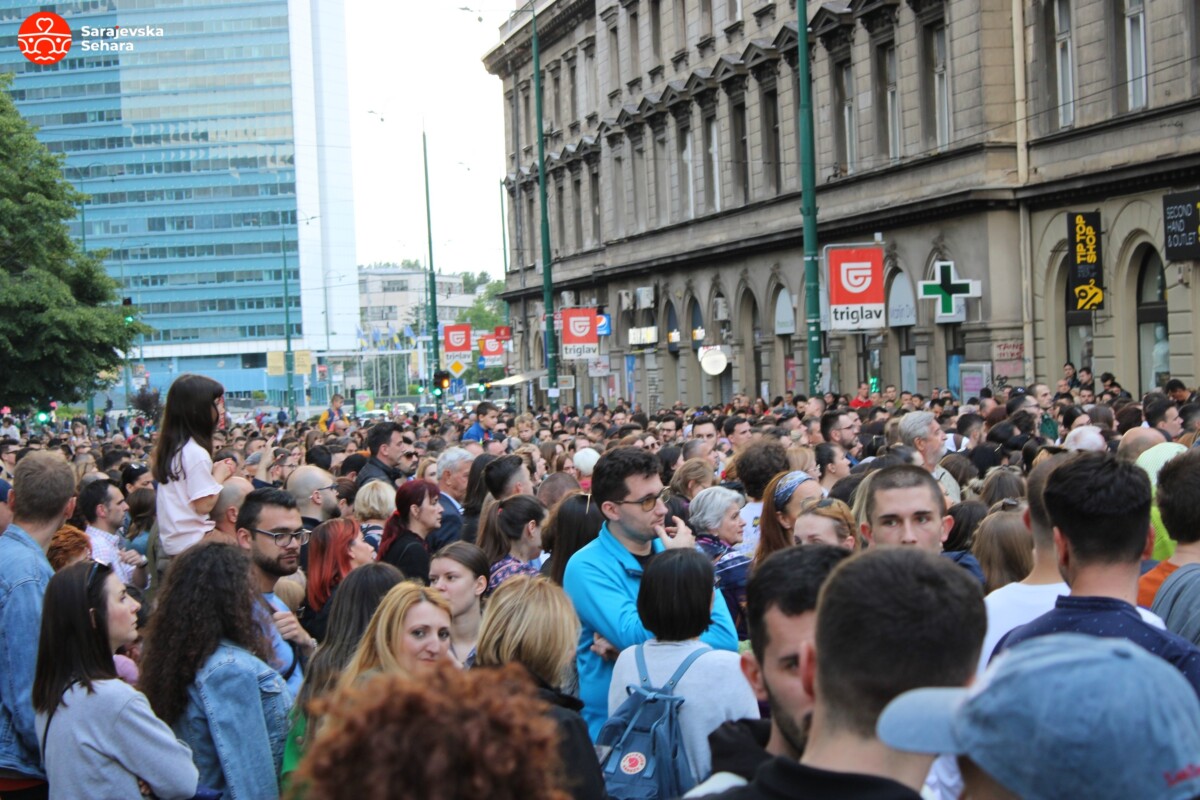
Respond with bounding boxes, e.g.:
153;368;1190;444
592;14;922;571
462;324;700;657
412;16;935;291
563;523;739;738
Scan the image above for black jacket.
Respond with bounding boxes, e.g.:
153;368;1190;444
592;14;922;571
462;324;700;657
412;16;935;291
533;682;607;800
711;757;923;800
379;529;430;584
356;456;401;488
706;718;773;783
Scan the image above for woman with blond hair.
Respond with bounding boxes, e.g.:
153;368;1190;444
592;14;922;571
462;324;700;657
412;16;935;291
337;581;452;693
791;497;858;550
475;575;604;800
353;479;393;551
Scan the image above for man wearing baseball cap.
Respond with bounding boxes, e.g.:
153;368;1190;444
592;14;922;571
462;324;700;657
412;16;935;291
878;633;1200;800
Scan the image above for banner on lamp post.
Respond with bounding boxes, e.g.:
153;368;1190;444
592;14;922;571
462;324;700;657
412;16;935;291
827;246;886;331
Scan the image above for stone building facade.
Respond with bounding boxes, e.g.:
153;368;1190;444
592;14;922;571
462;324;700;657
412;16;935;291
483;0;1200;410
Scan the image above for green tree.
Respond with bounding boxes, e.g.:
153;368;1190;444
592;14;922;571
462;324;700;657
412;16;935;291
455;280;507;331
0;74;142;410
460;270;493;295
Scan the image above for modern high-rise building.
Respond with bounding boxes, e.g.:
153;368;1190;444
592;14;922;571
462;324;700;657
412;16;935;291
0;0;358;407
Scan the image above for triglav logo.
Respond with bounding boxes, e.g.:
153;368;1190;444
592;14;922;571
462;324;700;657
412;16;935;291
18;13;72;65
568;316;591;337
838;261;874;294
448;330;467;348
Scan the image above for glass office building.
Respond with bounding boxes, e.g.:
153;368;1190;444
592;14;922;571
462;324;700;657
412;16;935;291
0;0;358;406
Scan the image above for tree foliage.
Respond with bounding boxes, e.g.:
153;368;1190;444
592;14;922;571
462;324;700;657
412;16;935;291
455;280;507;332
0;75;142;410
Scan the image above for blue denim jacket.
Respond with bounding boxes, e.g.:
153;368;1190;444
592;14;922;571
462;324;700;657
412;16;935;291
0;524;53;779
174;641;290;800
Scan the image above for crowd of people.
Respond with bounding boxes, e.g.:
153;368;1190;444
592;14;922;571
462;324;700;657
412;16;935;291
2;363;1200;799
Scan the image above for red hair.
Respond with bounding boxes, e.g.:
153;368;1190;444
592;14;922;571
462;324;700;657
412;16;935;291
306;519;360;613
378;479;440;563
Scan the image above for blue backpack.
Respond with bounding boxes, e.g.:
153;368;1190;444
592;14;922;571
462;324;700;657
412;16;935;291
595;643;710;800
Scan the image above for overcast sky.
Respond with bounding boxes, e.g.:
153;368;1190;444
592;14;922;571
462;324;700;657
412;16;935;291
345;2;514;279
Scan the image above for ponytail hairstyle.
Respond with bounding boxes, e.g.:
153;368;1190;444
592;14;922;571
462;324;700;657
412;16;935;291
478;494;546;565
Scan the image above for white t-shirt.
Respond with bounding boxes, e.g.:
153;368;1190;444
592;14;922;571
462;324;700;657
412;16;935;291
155;438;221;556
732;501;763;557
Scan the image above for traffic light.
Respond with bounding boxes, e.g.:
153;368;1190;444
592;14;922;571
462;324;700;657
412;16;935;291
35;410;49;424
122;297;134;324
431;370;450;397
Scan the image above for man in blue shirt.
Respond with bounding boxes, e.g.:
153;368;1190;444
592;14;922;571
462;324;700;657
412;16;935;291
563;447;738;738
235;488;315;702
994;451;1200;695
0;452;77;797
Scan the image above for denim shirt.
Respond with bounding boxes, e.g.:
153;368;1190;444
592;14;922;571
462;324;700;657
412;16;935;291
175;641;290;800
0;524;53;778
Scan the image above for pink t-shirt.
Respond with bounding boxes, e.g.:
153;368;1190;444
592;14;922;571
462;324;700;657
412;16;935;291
155;438;221;556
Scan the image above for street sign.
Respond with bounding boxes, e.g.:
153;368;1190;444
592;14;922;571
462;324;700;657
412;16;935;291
477;356;487;370
1068;212;1105;310
450;378;466;395
827;246;885;330
444;324;472;354
539;375;575;390
919;261;980;321
1164;190;1200;261
447;359;467;378
561;308;599;360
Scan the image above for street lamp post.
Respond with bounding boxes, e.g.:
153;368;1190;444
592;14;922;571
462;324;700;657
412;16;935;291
528;3;559;415
796;9;823;397
281;223;296;421
422;130;442;415
65;161;110;418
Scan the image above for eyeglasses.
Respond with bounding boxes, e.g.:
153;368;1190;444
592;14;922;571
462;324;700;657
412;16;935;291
401;450;418;459
250;528;310;546
85;560;104;591
799;497;838;513
613;488;669;512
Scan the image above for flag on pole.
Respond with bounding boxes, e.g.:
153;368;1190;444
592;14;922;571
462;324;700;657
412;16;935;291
356;327;368;351
403;324;415;342
387;323;398;350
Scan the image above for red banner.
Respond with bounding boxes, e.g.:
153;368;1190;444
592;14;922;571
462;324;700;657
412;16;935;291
494;325;512;341
561;308;599;360
480;337;503;357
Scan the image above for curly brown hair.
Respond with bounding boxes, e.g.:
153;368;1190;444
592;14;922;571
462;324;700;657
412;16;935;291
139;542;272;724
295;663;568;800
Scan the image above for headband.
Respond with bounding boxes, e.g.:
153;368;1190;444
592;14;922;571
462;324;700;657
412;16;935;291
773;470;814;508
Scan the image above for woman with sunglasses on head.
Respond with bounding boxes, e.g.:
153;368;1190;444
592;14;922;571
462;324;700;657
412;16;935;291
33;561;199;800
814;442;852;497
791;497;858;550
140;543;289;800
149;374;231;567
377;480;442;584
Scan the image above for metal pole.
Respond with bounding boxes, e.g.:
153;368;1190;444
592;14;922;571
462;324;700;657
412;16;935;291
797;10;823;396
282;225;296;421
532;6;558;414
120;252;132;402
422;129;442;414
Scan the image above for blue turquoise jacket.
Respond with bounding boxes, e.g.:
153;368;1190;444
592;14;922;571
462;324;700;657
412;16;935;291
563;523;738;739
0;524;53;779
174;641;290;800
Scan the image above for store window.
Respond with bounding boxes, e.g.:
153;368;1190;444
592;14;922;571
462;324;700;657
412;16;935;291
1136;247;1168;391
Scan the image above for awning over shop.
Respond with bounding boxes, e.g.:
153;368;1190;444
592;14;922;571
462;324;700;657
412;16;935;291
489;369;548;387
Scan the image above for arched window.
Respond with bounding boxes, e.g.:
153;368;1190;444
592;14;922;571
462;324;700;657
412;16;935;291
1063;255;1093;369
1136;247;1168;391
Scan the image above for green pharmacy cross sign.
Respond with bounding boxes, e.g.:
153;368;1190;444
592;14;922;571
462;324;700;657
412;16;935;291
919;261;981;318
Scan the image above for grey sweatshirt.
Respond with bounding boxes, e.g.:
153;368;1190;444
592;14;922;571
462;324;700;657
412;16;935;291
607;639;760;781
36;679;198;800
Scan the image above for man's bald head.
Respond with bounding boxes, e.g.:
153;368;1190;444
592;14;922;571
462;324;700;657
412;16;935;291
288;465;337;521
1116;427;1164;464
211;476;254;536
